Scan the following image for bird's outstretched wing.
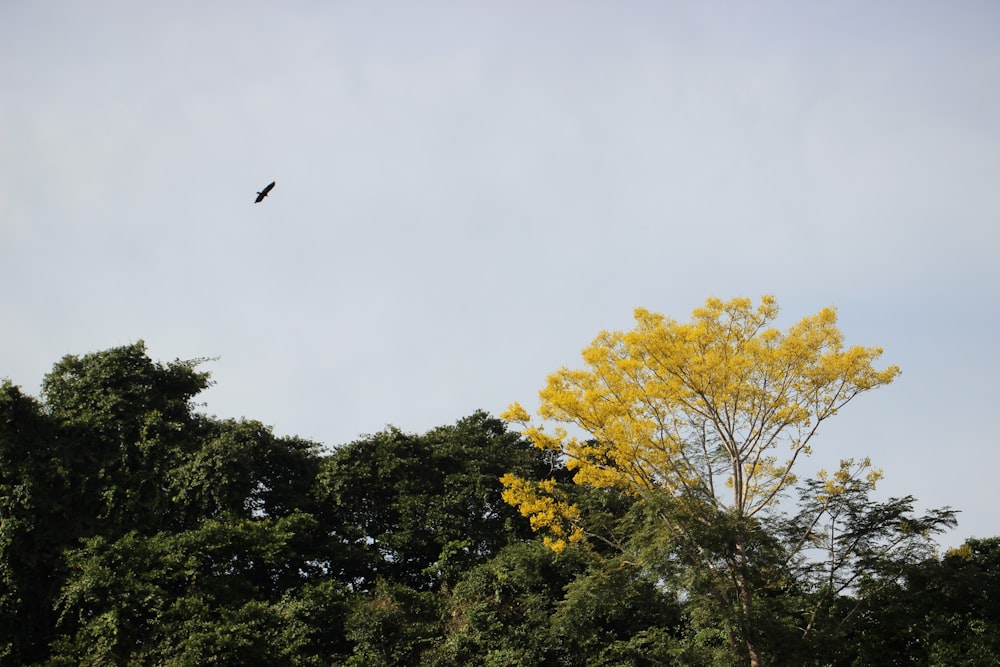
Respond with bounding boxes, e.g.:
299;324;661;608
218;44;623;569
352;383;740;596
255;181;276;203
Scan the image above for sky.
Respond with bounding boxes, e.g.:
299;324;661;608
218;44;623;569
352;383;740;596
2;1;998;548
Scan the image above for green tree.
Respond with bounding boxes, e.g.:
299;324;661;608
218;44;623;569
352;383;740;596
48;513;344;666
2;342;342;664
169;417;322;525
428;541;584;666
551;555;684;666
0;382;66;663
921;538;1000;665
315;411;553;592
344;579;443;667
38;341;212;536
2;341;218;662
428;484;685;667
845;536;1000;666
777;460;957;663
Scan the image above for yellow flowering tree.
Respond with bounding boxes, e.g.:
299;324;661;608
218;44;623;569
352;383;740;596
501;295;901;666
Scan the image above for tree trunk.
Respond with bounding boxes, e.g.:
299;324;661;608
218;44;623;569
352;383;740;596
734;529;764;667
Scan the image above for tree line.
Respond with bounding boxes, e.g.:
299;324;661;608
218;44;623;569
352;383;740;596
1;297;997;665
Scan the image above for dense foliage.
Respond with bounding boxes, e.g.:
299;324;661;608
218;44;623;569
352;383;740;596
0;337;990;665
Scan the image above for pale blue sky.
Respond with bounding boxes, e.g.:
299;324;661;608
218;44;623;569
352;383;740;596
2;1;998;546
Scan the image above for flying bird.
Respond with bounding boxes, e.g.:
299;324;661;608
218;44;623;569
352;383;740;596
254;181;275;203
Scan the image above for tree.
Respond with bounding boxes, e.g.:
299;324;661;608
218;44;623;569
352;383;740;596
314;411;553;592
845;536;1000;666
2;343;218;663
169;417;322;526
426;481;686;666
918;537;1000;665
49;514;345;666
779;459;957;661
426;541;588;666
550;554;684;666
344;579;443;666
0;382;66;663
3;339;562;664
1;342;339;664
39;340;213;536
501;295;900;666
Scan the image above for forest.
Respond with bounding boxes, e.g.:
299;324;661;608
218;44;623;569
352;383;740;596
1;297;998;666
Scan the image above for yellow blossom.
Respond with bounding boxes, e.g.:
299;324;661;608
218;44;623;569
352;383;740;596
500;296;899;553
